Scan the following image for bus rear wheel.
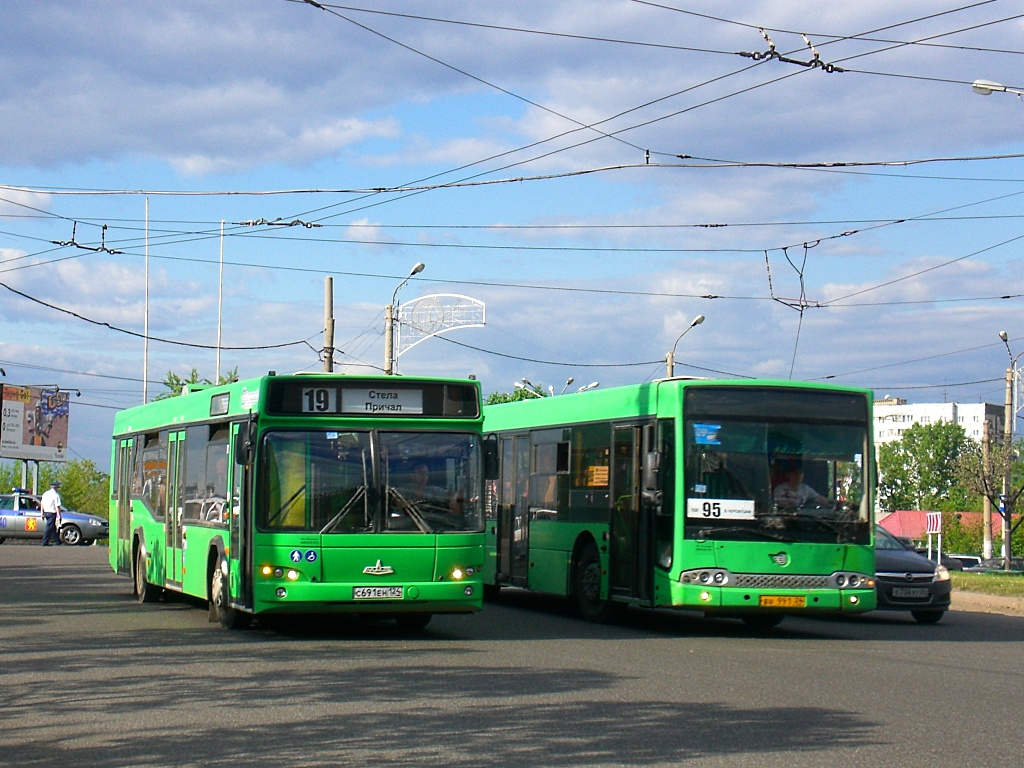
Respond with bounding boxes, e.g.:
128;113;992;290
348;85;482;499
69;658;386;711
210;555;251;630
575;543;613;622
134;547;160;603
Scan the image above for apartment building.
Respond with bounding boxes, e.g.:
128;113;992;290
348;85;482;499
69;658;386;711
873;396;1004;447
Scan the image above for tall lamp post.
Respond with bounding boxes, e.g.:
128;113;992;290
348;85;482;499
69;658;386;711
384;262;425;375
666;314;705;377
998;331;1022;563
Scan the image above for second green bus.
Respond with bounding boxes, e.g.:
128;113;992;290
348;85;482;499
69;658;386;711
483;379;876;628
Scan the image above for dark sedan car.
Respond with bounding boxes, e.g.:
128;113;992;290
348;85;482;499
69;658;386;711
0;490;109;546
875;525;952;624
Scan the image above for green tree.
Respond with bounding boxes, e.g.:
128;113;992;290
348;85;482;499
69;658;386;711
877;421;978;513
954;437;1024;561
0;458;110;517
157;367;239;399
485;383;548;405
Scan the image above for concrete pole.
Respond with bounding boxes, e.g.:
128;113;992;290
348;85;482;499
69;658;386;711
384;303;394;376
324;277;335;373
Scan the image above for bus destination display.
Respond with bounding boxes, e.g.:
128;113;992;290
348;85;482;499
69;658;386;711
267;378;479;418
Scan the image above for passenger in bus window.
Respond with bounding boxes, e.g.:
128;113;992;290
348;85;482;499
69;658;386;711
772;465;828;509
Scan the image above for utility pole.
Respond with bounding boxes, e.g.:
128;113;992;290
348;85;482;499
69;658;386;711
983;419;992;559
1002;364;1013;561
324;277;335;373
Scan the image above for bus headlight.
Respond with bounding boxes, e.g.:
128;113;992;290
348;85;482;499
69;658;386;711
679;568;731;586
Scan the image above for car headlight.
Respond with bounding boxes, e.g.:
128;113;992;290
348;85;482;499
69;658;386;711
934;565;950;582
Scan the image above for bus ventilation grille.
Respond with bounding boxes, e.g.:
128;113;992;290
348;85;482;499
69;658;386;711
732;574;831;590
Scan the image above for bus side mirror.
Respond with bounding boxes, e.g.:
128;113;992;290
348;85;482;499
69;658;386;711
642;451;661;504
234;422;254;466
483;436;499;480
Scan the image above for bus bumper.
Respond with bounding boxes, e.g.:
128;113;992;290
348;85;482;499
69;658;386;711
671;582;876;614
252;578;484;615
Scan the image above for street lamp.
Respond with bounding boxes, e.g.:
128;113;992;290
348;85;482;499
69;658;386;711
998;331;1023;564
972;79;1024;97
577;381;600;393
513;381;543;398
666;314;705;377
558;377;574;395
384;262;425;375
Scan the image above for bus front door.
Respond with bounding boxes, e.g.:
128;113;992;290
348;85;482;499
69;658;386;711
165;431;185;587
610;425;650;600
228;423;252;610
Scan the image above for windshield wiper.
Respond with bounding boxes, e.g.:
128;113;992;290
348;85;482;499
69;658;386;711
770;510;859;543
386;488;433;533
267;484;306;527
696;526;796;542
320;486;368;534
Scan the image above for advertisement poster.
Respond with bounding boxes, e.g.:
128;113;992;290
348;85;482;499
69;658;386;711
0;385;70;462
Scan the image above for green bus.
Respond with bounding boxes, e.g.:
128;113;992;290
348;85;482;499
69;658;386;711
109;373;491;630
483;379;876;628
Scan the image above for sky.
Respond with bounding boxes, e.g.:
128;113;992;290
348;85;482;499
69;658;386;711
2;0;1024;468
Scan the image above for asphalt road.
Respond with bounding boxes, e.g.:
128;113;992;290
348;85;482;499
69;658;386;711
1;544;1022;768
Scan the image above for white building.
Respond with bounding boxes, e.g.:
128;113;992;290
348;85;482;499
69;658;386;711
873;396;1004;447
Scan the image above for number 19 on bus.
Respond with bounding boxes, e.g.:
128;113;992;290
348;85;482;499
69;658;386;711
302;387;336;413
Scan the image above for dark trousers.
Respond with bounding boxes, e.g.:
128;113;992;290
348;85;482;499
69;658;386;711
41;514;60;545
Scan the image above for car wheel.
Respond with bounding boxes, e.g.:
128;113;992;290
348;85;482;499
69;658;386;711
210;554;251;630
911;610;944;625
395;613;432;631
574;542;614;622
60;525;82;546
135;547;161;603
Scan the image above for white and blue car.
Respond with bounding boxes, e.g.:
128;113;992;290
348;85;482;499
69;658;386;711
0;489;108;546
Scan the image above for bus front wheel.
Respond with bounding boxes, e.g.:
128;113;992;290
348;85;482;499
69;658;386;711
575;543;613;622
210;555;251;630
134;547;160;603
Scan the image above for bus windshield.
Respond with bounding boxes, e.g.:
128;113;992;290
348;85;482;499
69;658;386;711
258;430;483;534
684;388;871;545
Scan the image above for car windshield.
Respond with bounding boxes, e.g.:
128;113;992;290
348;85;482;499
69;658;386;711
257;429;483;534
874;527;910;550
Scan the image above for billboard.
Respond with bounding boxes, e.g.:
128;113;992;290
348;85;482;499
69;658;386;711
0;385;70;462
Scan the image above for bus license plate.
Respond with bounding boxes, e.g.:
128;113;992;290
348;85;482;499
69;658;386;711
759;595;806;608
353;586;404;600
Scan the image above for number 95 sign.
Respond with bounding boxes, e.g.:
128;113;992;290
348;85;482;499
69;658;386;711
686;499;755;520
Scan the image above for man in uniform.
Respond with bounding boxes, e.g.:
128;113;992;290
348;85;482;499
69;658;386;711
40;480;63;546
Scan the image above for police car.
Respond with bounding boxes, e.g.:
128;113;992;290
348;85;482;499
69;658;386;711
0;488;109;546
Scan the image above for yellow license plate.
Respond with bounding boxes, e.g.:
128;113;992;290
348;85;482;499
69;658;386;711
759;595;806;608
